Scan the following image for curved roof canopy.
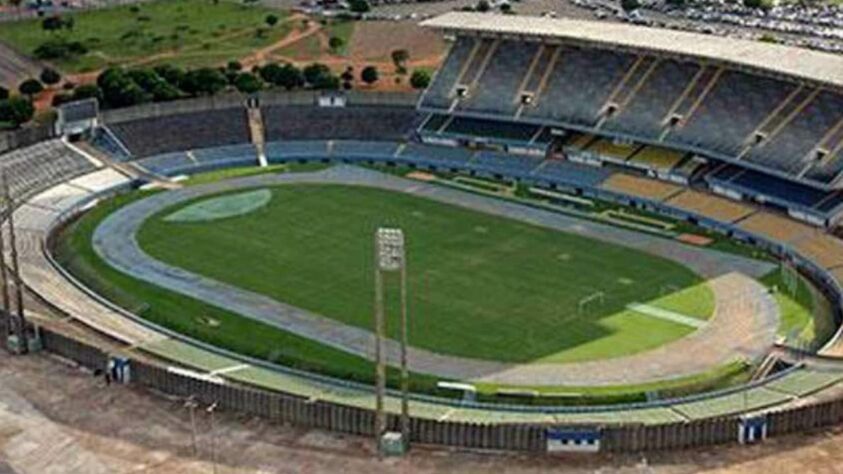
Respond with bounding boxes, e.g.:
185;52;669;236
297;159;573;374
421;12;843;90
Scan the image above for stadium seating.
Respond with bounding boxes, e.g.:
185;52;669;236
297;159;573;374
588;139;639;162
332;140;400;159
192;144;258;170
665;189;755;224
135;152;195;176
469;150;543;177
738;213;813;243
524;47;636;127
0;140;99;199
669;71;797;158
456;41;540;116
744;91;843;181
627;146;686;172
264;106;419;142
420;37;475;110
707;164;843;212
602;59;701;137
398;142;475;168
109;108;250;157
600;173;683;202
425;33;843;202
432;115;543;143
90;126;131;161
534;159;613;188
791;232;843;269
265;140;330;162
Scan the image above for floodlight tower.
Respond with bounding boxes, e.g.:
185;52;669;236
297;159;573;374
1;175;25;353
373;227;410;454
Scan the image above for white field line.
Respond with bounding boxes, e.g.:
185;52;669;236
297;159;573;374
626;303;706;329
210;364;251;376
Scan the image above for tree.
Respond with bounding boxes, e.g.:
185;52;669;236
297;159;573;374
303;63;339;89
72;84;103;102
19;78;43;98
39;67;62;87
621;0;640;11
227;61;243;72
743;0;769;9
391;49;409;67
154;64;186;88
329;36;345;52
360;65;379;86
348;0;370;13
0;86;8;101
41;15;64;32
98;68;150;107
0;97;35;127
259;63;303;90
410;69;431;89
128;68;181;101
265;14;279;27
341;66;354;83
180;67;228;96
234;72;263;94
33;38;87;60
476;0;491;12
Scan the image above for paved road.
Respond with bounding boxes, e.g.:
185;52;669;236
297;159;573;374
94;166;779;386
0;42;42;89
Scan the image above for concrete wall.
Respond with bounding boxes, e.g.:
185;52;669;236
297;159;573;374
33;325;843;454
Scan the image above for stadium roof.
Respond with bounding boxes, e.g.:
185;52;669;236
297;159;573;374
421;12;843;90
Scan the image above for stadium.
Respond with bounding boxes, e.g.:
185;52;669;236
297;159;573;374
2;10;843;457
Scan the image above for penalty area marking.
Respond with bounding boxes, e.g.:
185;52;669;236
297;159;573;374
626;303;706;329
164;189;272;223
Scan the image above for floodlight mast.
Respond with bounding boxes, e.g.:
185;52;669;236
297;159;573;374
373;228;410;456
1;174;25;353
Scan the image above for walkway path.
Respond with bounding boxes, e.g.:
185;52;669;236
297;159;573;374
93;166;779;386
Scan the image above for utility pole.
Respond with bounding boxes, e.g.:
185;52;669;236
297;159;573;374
185;396;199;457
0;191;10;336
2;175;25;353
207;401;218;474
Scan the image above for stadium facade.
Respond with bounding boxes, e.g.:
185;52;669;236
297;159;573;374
2;12;843;454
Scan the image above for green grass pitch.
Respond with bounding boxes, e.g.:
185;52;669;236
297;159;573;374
0;0;290;73
137;184;714;364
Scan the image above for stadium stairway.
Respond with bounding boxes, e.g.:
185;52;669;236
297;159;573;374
79;138;180;189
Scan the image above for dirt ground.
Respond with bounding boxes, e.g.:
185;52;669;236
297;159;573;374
347;21;446;64
267;20;446;92
1;349;843;473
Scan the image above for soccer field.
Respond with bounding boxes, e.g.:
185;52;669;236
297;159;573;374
136;184;714;364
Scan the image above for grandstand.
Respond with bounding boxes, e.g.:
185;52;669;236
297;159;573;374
0;139;100;199
264;105;418;142
421;12;843;226
665;190;756;224
108;108;250;158
601;173;683;202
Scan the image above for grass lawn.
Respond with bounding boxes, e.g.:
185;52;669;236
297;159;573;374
138;184;714;363
323;19;354;56
762;268;837;349
0;0;291;73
